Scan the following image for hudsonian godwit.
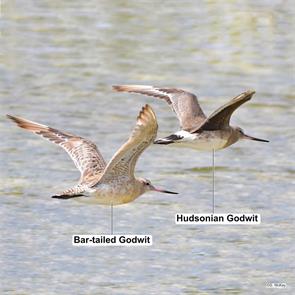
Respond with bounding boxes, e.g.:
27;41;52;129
113;85;269;150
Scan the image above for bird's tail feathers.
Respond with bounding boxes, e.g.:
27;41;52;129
154;134;183;145
52;194;85;199
154;138;174;145
51;184;88;200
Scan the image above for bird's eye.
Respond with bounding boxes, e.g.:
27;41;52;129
146;182;150;186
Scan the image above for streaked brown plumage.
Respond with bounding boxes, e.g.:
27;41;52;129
7;105;177;204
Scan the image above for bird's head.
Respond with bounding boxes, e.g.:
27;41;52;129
138;178;178;195
234;127;269;142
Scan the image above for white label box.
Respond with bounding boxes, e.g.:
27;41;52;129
72;234;152;246
175;213;261;225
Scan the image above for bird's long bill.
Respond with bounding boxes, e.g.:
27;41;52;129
243;133;269;142
153;187;178;194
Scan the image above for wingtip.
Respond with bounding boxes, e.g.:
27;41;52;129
112;84;153;93
7;114;20;124
144;104;156;119
233;90;256;102
6;114;28;128
7;114;15;120
113;85;129;92
112;85;120;91
245;90;256;96
137;104;148;120
139;104;152;114
136;104;157;128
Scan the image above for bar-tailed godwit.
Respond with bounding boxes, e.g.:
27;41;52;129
113;85;269;150
7;105;177;205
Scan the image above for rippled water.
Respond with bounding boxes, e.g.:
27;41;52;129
1;0;294;294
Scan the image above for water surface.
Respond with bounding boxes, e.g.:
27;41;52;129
1;0;294;294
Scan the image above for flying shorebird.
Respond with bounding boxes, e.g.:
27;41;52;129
7;105;177;205
113;85;269;150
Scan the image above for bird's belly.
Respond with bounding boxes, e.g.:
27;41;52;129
177;131;229;151
75;183;139;206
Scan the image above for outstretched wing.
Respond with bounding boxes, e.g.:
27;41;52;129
113;85;206;132
7;115;106;186
99;104;157;183
194;90;255;132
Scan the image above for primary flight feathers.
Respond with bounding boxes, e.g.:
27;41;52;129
7;114;106;187
7;104;165;200
113;85;255;132
99;104;158;183
113;85;268;150
196;90;255;131
113;85;206;132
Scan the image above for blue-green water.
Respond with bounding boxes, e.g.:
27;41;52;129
1;1;294;294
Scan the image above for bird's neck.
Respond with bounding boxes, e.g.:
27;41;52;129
225;127;240;147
